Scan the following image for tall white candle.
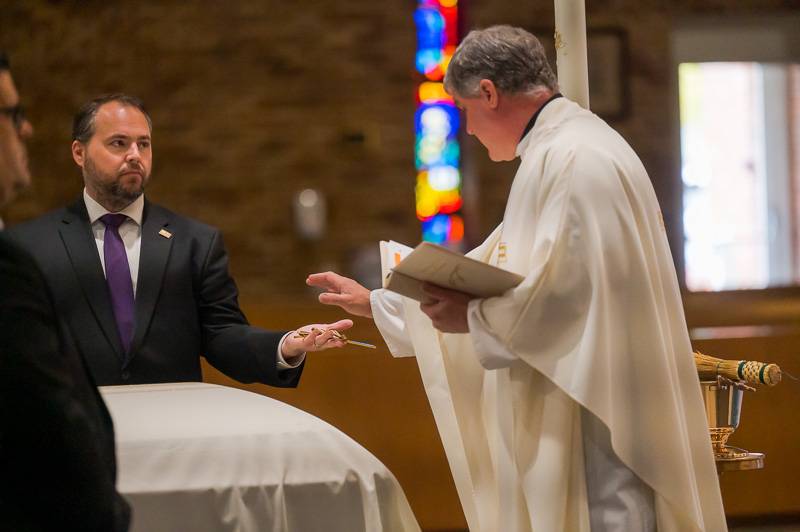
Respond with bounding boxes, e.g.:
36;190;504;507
554;0;590;109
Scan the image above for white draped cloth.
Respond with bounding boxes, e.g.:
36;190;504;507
372;98;726;532
102;383;420;532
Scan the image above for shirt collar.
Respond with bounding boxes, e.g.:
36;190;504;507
83;188;144;226
518;92;563;143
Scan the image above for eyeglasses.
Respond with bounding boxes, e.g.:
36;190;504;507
0;104;26;132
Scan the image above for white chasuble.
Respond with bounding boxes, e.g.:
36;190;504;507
372;98;726;532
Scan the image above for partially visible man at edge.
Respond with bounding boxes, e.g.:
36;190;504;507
0;53;31;224
9;93;351;386
0;52;132;531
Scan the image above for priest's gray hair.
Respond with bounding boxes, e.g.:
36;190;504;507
444;25;558;98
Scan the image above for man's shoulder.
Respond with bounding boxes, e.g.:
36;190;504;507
0;232;30;264
537;111;631;168
0;233;46;295
6;206;73;240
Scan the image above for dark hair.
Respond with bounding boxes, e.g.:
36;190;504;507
0;52;10;71
72;93;152;143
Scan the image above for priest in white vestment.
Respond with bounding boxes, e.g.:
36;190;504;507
308;25;727;532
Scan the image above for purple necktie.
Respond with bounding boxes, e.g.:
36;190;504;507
100;213;135;354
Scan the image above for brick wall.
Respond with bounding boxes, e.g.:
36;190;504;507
1;1;422;303
3;0;798;305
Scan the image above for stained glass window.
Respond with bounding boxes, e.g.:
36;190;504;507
414;0;462;245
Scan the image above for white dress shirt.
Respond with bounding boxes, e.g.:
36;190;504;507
85;189;143;294
83;189;302;369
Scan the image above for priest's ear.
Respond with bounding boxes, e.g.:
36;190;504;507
478;79;499;109
71;139;86;168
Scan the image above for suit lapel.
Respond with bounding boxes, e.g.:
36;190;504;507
58;198;125;360
129;201;173;362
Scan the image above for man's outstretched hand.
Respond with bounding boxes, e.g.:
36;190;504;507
306;272;373;318
281;319;354;360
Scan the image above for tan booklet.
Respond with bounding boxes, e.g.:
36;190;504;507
380;240;524;302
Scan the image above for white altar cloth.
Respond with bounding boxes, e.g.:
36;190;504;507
101;382;420;532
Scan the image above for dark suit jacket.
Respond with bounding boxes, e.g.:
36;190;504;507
8;197;303;386
0;234;131;531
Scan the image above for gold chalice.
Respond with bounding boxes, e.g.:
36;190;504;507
694;351;784;473
700;376;753;459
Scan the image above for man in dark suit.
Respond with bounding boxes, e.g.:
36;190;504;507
1;53;131;531
9;93;350;386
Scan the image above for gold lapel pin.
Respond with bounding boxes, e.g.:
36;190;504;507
159;228;173;239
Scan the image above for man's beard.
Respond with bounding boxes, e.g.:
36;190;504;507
84;156;148;211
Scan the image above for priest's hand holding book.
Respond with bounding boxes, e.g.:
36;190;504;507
418;282;474;333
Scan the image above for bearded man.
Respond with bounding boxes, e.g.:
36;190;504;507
9;93;350;386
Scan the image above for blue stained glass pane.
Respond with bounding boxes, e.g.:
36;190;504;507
416;49;442;76
414;104;431;133
422;214;451;243
442;139;460;166
415;7;445;35
414;8;445;51
414;102;458;136
413;140;425;169
442;104;459;137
